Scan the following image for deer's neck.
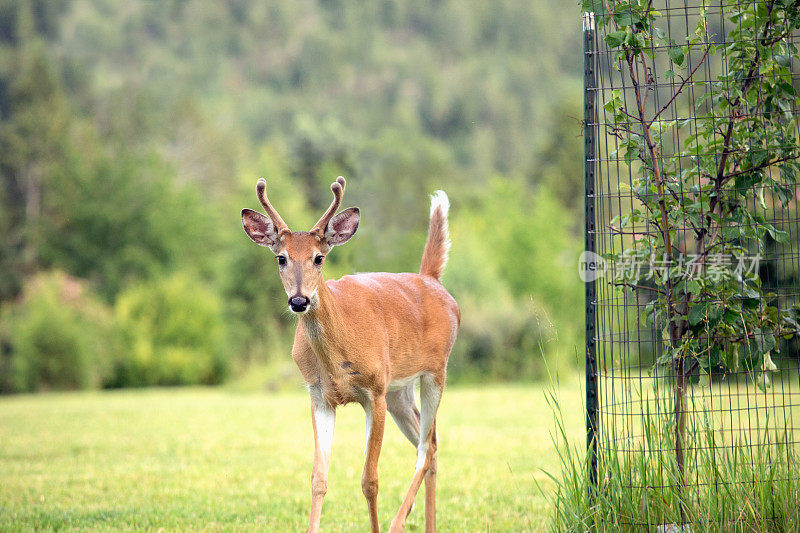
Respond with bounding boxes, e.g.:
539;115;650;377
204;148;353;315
300;280;343;359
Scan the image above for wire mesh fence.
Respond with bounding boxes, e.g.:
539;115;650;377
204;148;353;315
584;0;800;527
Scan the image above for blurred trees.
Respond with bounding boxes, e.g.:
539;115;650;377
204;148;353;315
0;0;585;391
0;1;71;301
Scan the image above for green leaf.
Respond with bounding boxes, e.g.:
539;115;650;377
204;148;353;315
768;225;789;243
605;30;628;48
741;327;777;362
668;46;684;66
763;351;778;372
757;372;771;391
721;226;740;240
743;298;760;310
756;328;776;355
734;171;761;189
655;345;676;366
698;367;711;388
624;146;640;163
683;280;701;294
614;12;637;26
688;303;712;326
739;284;760;299
624;30;635;46
723;308;739;325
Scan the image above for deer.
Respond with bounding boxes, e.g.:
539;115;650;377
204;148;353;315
241;176;459;533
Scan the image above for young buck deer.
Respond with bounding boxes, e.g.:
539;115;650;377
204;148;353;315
241;176;459;533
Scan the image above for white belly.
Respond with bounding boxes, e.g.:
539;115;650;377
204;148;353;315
387;372;425;392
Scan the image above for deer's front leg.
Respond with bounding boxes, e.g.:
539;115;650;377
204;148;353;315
363;394;386;532
308;385;335;533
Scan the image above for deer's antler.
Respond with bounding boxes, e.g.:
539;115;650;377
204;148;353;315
311;176;346;236
256;178;289;232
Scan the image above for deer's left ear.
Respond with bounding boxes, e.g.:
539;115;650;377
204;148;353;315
325;207;360;246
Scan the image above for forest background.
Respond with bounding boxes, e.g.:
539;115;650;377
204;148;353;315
0;0;584;392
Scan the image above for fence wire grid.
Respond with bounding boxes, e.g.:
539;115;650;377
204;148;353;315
584;0;800;527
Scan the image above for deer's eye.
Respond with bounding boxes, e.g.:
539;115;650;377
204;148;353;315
277;256;287;266
314;255;324;265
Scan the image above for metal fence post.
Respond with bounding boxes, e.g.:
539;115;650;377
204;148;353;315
583;10;599;495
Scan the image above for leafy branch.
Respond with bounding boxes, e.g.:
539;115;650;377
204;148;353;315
585;0;800;521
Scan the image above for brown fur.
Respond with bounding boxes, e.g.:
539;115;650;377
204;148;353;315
291;272;459;405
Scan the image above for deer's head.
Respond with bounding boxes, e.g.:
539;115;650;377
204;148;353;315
241;177;359;314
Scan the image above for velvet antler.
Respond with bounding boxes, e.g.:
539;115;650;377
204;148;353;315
311;176;346;236
256;178;289;232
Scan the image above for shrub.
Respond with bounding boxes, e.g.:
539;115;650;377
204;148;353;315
447;295;556;381
111;272;229;386
0;271;116;393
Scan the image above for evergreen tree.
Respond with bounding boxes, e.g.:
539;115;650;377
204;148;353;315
0;2;71;302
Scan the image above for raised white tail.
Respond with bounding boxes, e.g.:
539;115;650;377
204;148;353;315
420;191;451;281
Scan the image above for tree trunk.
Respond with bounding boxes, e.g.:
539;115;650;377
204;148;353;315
23;164;41;274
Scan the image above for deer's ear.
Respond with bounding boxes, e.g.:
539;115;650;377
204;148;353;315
325;207;359;246
242;209;278;247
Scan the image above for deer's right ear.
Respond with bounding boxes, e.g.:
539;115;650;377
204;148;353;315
241;209;278;248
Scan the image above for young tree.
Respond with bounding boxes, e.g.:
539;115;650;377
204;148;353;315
585;0;800;519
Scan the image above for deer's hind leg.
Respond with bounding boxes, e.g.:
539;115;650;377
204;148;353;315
423;419;437;533
386;385;420;447
389;374;442;533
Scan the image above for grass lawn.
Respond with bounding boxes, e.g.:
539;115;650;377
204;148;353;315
0;374;585;531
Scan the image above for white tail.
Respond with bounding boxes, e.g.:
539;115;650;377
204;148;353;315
420;191;451;281
241;177;460;533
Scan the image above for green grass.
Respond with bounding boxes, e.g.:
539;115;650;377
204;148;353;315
547;374;800;532
0;375;585;531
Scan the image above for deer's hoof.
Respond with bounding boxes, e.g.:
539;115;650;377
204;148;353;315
389;518;405;533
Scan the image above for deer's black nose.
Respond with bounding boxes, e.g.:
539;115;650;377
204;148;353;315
289;295;310;312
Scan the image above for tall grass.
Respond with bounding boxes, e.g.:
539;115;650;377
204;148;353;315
541;383;800;531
